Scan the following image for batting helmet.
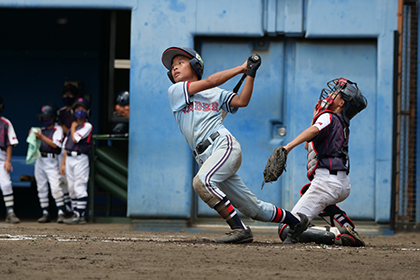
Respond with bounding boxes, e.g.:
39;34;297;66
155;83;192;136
320;78;367;124
72;97;91;118
37;104;58;122
162;47;204;83
116;91;129;106
0;96;3;113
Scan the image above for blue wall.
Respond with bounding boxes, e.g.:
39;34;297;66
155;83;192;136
0;0;399;224
0;9;106;155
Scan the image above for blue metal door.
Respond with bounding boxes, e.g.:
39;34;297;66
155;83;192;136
196;38;377;221
285;40;377;219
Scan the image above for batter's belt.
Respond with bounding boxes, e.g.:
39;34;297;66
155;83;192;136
193;132;220;157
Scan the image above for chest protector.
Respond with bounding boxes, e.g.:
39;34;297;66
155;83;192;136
307;110;349;181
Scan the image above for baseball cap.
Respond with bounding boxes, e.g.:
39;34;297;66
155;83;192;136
62;84;79;96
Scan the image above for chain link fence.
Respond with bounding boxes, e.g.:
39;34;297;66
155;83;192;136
393;0;419;231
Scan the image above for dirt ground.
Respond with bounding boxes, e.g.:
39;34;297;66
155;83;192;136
0;222;419;280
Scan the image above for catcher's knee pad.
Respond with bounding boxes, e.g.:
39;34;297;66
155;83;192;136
192;175;220;208
278;224;339;245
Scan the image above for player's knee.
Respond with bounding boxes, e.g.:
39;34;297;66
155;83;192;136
51;188;63;199
193;175;207;199
193;175;218;207
1;184;13;196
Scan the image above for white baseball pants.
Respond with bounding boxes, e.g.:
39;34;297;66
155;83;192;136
65;154;89;199
291;168;351;221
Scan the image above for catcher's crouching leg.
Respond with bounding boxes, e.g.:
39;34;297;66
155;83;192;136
278;224;339;245
278;224;365;247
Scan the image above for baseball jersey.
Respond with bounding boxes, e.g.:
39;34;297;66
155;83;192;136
63;122;93;154
59;106;74;129
39;124;63;154
310;112;349;171
0;116;19;150
168;81;238;150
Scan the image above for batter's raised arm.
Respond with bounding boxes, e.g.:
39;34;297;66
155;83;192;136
188;61;247;95
230;54;261;108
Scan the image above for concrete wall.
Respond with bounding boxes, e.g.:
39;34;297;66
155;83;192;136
0;0;399;223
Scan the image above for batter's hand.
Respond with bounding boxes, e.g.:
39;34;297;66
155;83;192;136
246;54;262;78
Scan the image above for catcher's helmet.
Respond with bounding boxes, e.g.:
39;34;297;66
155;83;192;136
116;91;129;106
72;97;91;118
37;104;58;122
0;96;3;113
319;78;367;124
162;46;204;83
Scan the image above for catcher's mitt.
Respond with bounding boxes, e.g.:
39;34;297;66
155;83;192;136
262;146;287;188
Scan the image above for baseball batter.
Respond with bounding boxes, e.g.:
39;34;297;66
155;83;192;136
33;104;69;223
0;96;20;223
161;47;309;244
60;98;93;225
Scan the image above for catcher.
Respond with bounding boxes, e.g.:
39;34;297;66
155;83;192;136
263;77;367;245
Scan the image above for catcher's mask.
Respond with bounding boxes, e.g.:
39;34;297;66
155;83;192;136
162;46;204;83
319;77;368;124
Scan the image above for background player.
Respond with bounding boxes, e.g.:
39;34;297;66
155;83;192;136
60;98;93;225
32;104;69;223
161;46;309;244
59;84;79;135
58;84;79;212
115;90;129;118
0;96;20;223
278;78;367;244
112;90;129;134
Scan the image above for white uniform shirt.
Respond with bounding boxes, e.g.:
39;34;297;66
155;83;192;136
168;81;238;150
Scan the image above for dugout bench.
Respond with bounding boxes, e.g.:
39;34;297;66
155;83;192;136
10;156;36;188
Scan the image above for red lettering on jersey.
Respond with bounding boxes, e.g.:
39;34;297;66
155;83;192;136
182;104;194;114
194;101;203;111
182;102;219;114
202;103;210;112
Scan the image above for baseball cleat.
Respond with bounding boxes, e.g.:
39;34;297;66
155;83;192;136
64;213;86;225
38;213;51;223
56;213;66;223
5;212;20;224
214;226;253;244
338;224;365;247
282;213;310;244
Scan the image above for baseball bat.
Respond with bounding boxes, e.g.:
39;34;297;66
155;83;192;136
222;54;261;120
